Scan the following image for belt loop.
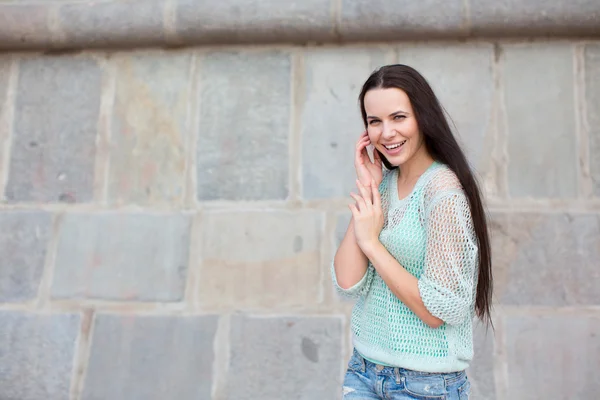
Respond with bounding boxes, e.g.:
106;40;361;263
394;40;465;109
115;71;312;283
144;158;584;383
394;367;401;384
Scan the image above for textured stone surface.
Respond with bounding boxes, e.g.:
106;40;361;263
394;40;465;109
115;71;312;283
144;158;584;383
335;211;352;247
197;51;290;201
502;44;577;198
340;0;466;40
52;212;192;301
506;314;600;399
2;2;600;51
57;0;165;48
176;0;334;44
301;48;390;199
82;314;218;400
198;210;323;308
327;211;355;311
398;44;494;170
6;56;101;203
0;58;9;96
0;311;80;400
0;37;597;400
490;212;600;306
472;0;600;36
467;320;496;399
108;51;192;206
0;211;52;302
225;315;342;400
585;44;600;196
0;57;11;193
0;5;53;49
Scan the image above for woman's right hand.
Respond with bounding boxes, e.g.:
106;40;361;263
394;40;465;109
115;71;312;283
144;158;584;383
355;131;383;189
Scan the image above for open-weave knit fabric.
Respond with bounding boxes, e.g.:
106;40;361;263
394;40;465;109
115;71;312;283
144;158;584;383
332;161;479;372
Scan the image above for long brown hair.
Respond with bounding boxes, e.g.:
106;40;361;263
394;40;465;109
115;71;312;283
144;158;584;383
359;64;493;326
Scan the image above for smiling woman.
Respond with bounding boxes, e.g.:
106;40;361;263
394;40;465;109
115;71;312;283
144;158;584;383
332;65;493;400
364;88;422;167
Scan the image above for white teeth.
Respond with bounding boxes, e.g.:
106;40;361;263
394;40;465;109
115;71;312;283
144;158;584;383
385;140;406;150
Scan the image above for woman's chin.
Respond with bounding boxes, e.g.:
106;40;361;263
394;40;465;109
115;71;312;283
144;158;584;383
382;154;404;168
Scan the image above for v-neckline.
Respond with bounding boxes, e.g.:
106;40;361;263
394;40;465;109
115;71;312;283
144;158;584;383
390;161;439;205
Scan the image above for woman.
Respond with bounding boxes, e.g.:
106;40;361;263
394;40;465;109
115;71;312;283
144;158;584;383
332;64;492;400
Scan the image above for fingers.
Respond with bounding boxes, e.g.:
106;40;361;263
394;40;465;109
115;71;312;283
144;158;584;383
357;137;370;154
356;133;370;148
355;136;369;165
348;203;359;220
371;179;382;209
349;192;366;212
356;179;372;206
356;132;370;147
356;135;373;167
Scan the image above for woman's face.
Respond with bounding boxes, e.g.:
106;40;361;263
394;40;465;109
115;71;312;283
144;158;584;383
363;88;425;167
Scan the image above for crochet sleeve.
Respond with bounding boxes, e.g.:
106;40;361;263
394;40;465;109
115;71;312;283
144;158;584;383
418;189;478;326
331;262;375;299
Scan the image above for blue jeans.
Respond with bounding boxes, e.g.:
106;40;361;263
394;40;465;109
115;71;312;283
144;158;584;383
343;349;470;399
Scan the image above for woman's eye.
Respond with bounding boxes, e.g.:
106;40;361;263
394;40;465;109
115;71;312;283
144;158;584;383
368;120;380;125
394;115;406;120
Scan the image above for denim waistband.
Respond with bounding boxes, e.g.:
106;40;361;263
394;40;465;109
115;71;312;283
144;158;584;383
352;348;466;385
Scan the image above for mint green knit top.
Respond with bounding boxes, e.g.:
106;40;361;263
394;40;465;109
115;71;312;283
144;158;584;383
332;161;479;373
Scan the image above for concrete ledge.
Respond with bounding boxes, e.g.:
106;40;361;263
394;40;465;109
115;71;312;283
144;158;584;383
1;0;599;51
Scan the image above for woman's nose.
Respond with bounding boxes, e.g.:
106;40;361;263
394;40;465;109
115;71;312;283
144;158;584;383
382;126;396;139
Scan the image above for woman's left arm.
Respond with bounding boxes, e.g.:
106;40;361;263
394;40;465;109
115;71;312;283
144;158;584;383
362;241;444;328
351;181;476;329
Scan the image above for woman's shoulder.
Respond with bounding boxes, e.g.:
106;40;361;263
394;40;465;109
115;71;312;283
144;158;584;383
420;162;464;205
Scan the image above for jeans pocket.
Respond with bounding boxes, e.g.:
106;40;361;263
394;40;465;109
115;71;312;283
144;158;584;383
347;350;364;373
457;379;471;399
402;375;447;400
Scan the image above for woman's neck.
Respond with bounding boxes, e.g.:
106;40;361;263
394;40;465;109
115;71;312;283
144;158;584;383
398;149;434;184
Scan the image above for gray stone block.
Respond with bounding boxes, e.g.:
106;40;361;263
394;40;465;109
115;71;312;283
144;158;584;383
301;48;390;199
197;51;290;201
506;314;600;399
328;211;358;310
472;0;600;36
52;212;192;301
467;320;496;399
340;0;466;41
398;44;494;171
0;311;80;400
490;212;600;306
225;315;342;400
0;57;10;104
335;211;352;247
6;56;102;203
57;0;165;48
0;57;11;191
0;211;52;302
2;1;600;51
585;44;600;196
0;5;54;50
108;51;193;206
175;0;334;44
82;314;218;400
198;210;324;308
502;44;577;198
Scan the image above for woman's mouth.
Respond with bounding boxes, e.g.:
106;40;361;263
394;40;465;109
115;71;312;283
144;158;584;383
382;140;407;155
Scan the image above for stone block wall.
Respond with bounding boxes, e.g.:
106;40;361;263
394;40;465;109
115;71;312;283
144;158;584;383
2;0;600;50
1;1;600;400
